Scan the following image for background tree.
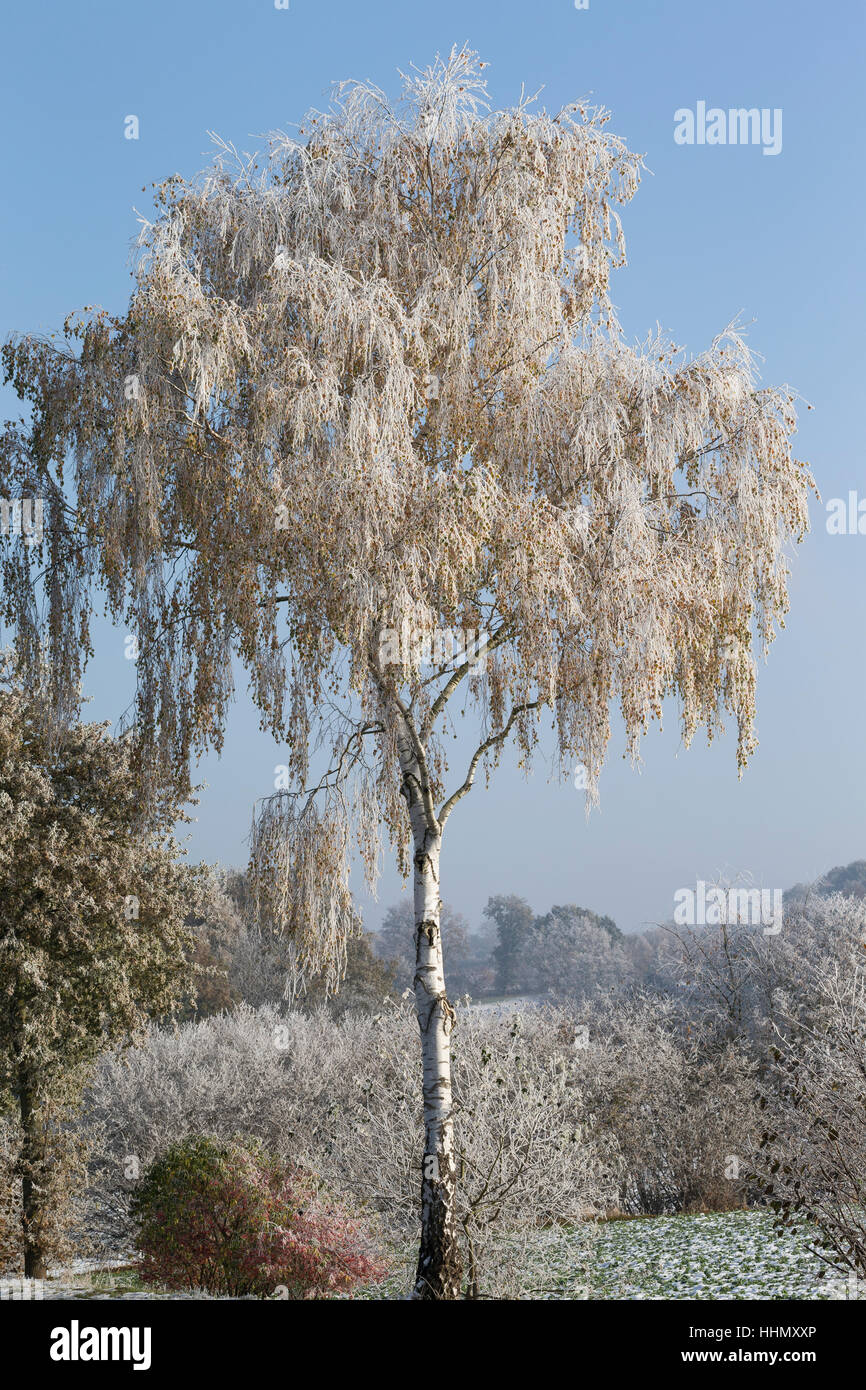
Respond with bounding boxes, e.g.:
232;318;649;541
0;656;196;1277
0;49;812;1296
180;867;246;1020
453;912;498;998
524;903;630;1000
211;873;398;1015
485;894;537;996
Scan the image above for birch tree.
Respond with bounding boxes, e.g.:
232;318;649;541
0;48;812;1297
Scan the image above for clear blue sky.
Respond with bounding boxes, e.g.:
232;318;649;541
2;0;864;933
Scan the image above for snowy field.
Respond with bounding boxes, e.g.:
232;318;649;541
8;1209;859;1301
588;1211;859;1301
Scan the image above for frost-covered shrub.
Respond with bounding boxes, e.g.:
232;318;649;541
82;1003;371;1255
322;1000;615;1296
0;1115;19;1273
84;991;762;1289
572;993;758;1215
132;1136;385;1298
755;907;866;1279
82;1002;613;1294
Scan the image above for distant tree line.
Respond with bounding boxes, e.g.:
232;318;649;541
180;860;866;1017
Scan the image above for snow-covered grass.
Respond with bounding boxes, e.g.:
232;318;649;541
36;1266;218;1300
348;1209;862;1301
586;1210;860;1301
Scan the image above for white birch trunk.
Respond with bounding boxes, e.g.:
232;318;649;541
397;720;462;1299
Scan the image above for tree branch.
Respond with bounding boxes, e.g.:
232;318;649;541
439;696;544;827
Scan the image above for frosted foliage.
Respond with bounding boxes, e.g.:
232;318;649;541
249;791;359;982
1;49;812;981
82;1001;611;1290
751;896;866;1276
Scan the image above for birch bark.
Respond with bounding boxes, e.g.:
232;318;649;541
397;720;462;1299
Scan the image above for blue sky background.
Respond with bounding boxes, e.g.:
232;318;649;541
1;0;864;933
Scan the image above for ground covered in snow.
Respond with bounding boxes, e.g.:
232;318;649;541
5;1210;859;1300
586;1210;857;1301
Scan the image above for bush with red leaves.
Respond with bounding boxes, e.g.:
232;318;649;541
132;1135;386;1298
